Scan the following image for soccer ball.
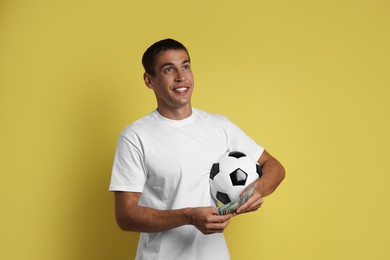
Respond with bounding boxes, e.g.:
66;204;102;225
209;151;263;204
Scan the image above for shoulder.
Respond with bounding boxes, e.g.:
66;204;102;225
194;108;229;124
193;109;238;133
120;111;158;139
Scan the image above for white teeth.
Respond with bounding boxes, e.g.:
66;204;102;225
175;87;187;92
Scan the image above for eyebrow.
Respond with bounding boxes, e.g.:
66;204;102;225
160;59;191;69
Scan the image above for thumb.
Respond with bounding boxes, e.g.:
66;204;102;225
240;182;257;198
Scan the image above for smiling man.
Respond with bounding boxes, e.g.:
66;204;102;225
143;47;194;119
109;39;285;260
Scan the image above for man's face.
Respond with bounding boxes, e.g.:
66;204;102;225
144;49;194;117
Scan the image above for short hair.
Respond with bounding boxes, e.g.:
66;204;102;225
142;38;190;76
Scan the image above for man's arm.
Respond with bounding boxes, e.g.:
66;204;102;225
236;150;285;214
114;191;232;234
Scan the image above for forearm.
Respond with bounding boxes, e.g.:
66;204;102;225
115;192;232;234
257;154;285;197
116;204;193;233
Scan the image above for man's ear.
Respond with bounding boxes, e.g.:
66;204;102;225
144;72;153;89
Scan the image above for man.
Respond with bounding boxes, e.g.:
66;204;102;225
109;38;285;260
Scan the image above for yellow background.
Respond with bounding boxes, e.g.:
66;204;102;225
1;0;389;259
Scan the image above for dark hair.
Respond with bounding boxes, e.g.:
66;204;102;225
142;38;190;76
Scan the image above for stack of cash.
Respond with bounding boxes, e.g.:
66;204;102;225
217;184;256;215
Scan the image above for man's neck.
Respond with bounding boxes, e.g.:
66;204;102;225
157;106;193;120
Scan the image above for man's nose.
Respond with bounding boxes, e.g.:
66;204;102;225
175;70;185;81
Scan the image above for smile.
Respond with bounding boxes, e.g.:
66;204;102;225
173;87;189;93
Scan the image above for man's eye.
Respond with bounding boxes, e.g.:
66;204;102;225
183;65;190;70
164;67;174;73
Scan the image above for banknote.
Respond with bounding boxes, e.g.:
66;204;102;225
217;184;257;215
218;201;239;215
239;184;256;206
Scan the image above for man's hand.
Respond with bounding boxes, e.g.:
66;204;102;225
188;206;232;234
234;150;285;216
235;181;264;215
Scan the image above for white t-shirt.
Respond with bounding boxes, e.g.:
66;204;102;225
110;108;264;260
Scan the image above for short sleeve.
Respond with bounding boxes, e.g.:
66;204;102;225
223;117;264;162
109;135;146;192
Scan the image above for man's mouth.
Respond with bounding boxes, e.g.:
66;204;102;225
173;87;189;93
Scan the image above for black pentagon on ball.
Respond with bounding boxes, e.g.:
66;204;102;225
210;163;219;180
256;164;263;177
216;191;231;204
228;151;246;159
230;168;248;186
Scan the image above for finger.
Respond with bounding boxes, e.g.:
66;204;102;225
241;199;262;213
246;196;263;211
240;193;261;208
237;196;263;214
206;219;231;233
210;213;232;222
207;218;231;234
240;182;256;197
247;199;263;211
